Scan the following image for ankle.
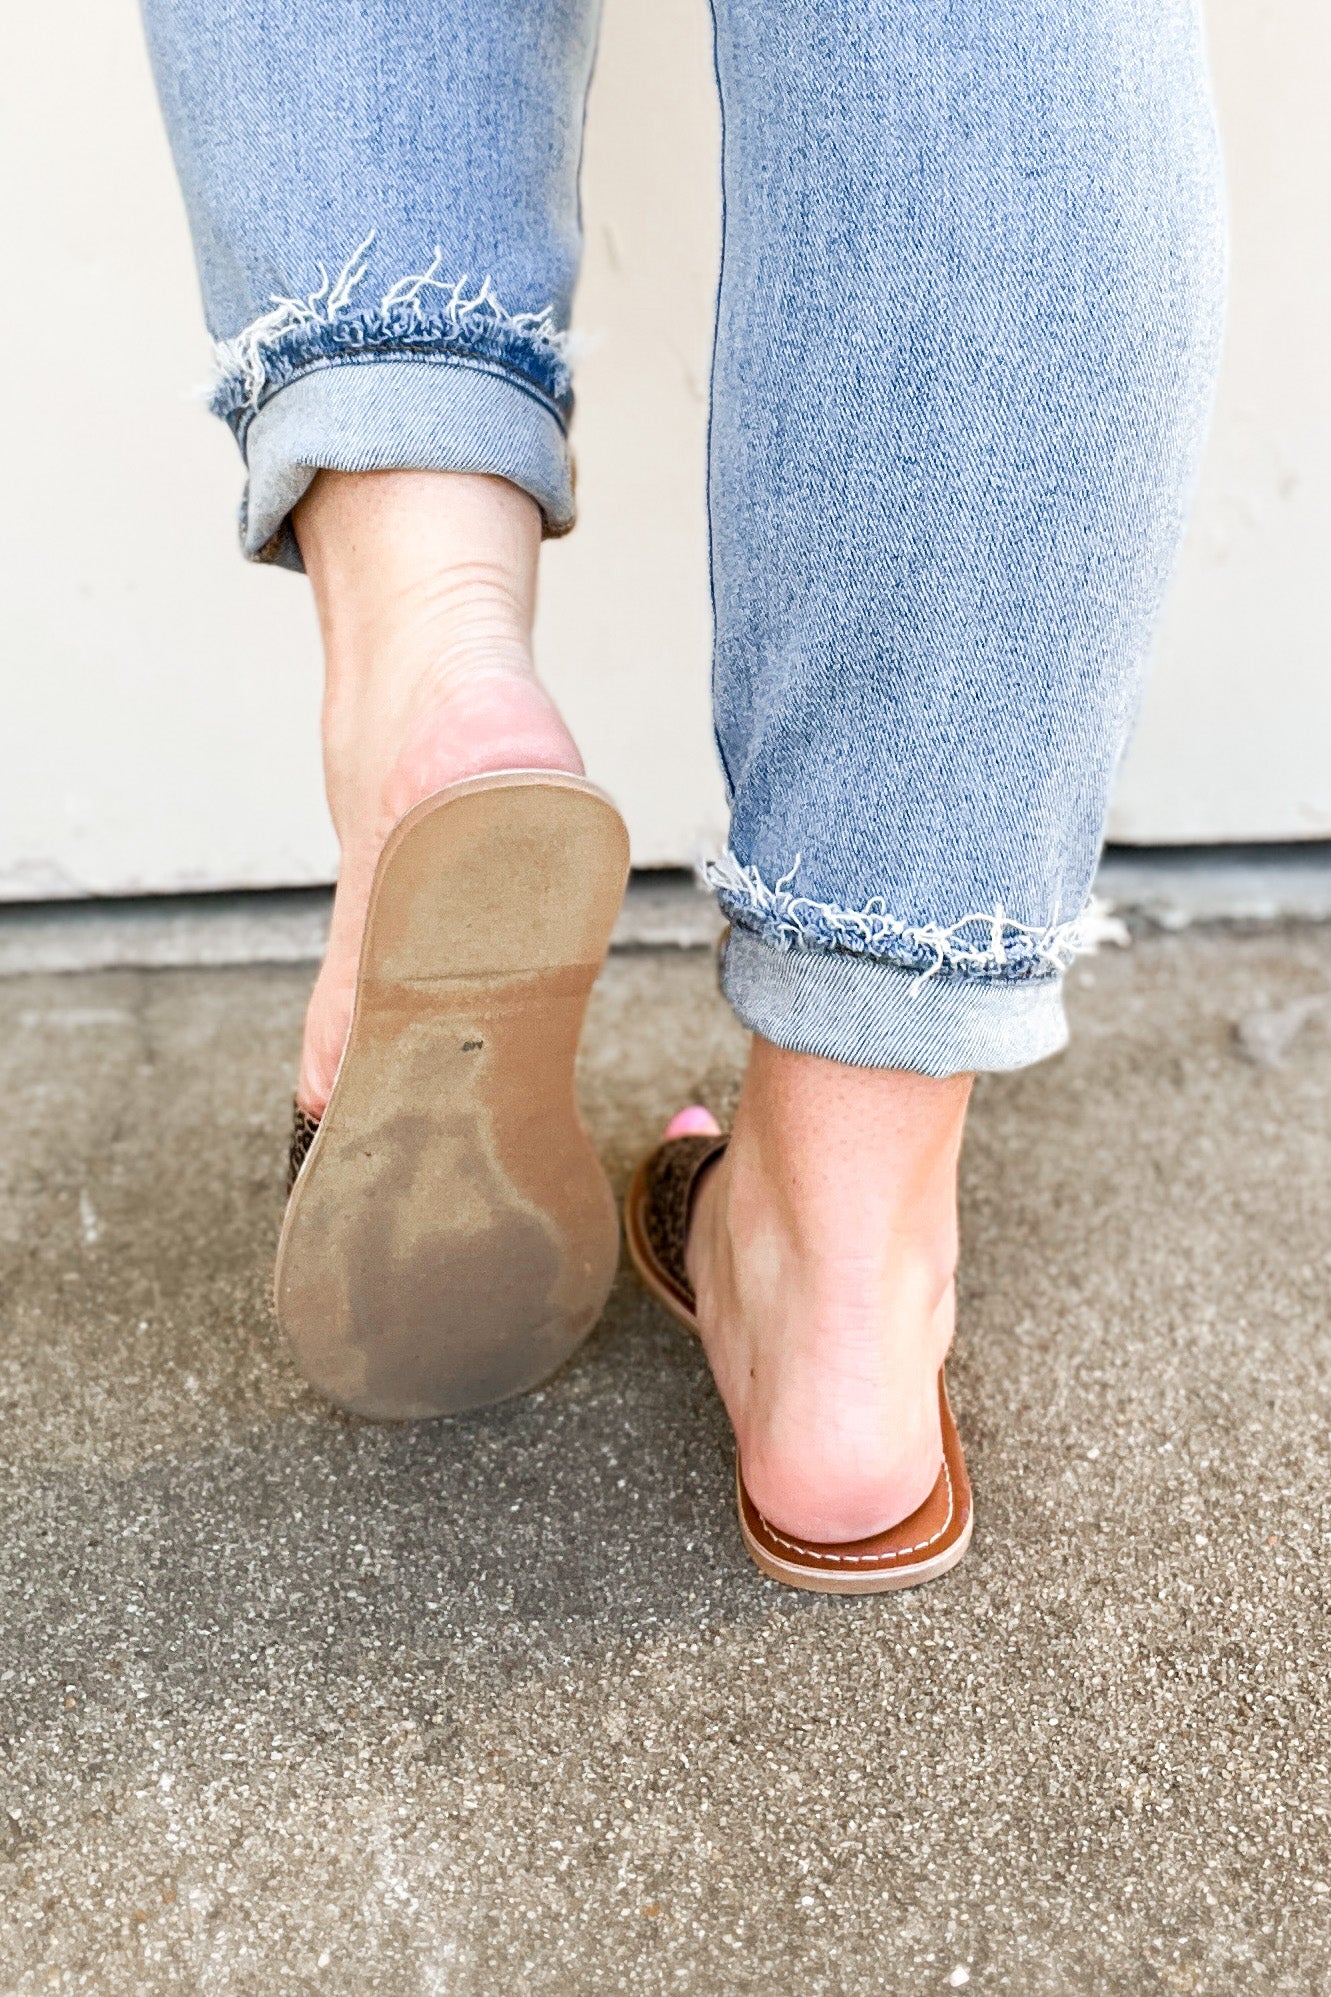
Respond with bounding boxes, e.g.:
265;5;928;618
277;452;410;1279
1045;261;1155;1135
295;467;540;657
725;1042;968;1269
320;558;537;725
299;470;538;750
294;468;580;841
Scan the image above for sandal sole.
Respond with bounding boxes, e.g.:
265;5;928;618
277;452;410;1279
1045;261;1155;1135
276;771;630;1419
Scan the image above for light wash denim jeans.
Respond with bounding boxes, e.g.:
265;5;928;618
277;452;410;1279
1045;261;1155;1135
142;0;1225;1076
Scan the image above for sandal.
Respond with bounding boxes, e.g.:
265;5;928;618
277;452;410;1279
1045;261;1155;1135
278;769;630;1420
624;1125;973;1593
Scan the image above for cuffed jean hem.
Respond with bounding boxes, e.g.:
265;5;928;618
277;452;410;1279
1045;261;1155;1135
720;929;1069;1077
238;359;576;570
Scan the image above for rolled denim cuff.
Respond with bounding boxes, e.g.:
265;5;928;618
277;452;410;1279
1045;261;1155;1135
720;929;1068;1076
239;359;575;570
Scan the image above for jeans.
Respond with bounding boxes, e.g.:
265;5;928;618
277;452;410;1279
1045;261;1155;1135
142;0;1226;1075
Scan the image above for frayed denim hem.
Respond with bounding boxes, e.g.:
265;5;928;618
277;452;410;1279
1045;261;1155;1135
705;851;1126;983
211;235;573;439
207;235;578;564
721;928;1070;1077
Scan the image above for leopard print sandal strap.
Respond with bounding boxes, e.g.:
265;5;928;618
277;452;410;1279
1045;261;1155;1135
624;1133;729;1331
287;1102;321;1193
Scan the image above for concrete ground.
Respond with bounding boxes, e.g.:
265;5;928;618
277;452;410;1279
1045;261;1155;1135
2;924;1330;1993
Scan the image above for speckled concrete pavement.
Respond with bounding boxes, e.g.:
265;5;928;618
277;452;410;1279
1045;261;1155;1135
2;930;1329;1994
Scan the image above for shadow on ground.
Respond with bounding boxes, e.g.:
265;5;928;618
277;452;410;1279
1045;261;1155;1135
1;938;1328;1993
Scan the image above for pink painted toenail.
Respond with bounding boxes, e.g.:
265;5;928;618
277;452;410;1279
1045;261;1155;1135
664;1105;720;1140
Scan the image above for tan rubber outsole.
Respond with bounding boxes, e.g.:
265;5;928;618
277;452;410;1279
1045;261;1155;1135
276;770;630;1420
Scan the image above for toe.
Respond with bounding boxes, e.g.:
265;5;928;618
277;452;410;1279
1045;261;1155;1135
664;1104;723;1141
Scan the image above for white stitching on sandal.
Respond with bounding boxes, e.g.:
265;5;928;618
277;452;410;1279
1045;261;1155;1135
751;1457;955;1566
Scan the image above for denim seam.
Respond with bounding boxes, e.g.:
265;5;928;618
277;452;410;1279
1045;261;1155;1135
211;232;574;440
705;851;1126;983
703;0;737;808
230;349;569;459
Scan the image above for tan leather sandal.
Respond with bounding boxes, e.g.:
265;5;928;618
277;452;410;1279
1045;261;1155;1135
625;1131;973;1594
278;770;630;1420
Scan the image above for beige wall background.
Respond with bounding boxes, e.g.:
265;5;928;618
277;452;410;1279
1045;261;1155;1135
1;0;1326;899
1109;0;1331;840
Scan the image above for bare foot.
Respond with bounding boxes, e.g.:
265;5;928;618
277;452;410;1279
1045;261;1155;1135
679;1040;971;1543
293;469;582;1115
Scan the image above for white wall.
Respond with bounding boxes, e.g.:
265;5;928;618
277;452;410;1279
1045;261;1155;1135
1;5;333;897
1109;0;1331;842
1;0;1325;900
531;0;725;868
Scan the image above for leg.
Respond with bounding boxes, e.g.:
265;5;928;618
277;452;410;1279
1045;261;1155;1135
692;0;1226;1538
140;0;599;1109
294;470;579;1112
